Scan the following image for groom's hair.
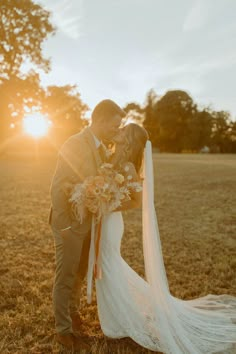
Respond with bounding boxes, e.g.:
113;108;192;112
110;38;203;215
92;99;126;123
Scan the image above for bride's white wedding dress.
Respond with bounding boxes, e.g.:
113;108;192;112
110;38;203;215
95;212;236;353
89;141;236;354
96;211;163;350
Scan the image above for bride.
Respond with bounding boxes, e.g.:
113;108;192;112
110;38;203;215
90;123;236;354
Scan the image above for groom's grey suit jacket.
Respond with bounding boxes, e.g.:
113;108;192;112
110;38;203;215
49;127;103;234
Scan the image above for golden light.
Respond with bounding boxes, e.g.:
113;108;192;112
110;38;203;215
125;117;136;125
23;113;51;138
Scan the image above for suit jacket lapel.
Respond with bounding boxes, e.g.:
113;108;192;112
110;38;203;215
84;127;102;168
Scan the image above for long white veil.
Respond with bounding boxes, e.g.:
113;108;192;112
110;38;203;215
142;140;236;354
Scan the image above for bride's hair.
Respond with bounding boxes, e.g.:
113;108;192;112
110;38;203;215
112;123;149;172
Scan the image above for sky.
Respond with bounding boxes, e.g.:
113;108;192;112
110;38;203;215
38;0;236;118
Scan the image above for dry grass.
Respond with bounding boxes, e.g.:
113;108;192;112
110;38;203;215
0;152;235;353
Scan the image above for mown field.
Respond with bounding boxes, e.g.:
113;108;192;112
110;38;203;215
0;152;236;353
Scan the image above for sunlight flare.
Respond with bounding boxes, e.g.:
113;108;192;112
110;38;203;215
23;113;51;138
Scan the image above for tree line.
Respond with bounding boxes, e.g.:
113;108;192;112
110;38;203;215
125;90;236;153
1;0;235;153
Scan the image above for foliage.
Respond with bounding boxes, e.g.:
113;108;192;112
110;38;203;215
142;89;236;153
0;0;55;140
123;102;144;125
0;72;45;134
0;0;55;80
43;85;88;142
210;111;234;153
0;1;88;146
188;108;212;152
156;90;197;152
142;89;159;145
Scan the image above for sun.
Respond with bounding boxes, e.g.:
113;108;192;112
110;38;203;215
23;113;51;138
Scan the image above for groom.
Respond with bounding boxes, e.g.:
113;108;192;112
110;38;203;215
49;99;125;349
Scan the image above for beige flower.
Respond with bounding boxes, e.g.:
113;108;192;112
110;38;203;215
115;173;125;184
101;163;113;169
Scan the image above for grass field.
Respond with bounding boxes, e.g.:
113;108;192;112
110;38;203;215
0;152;235;353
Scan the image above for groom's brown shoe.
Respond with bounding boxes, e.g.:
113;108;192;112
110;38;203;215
56;333;76;349
56;333;90;351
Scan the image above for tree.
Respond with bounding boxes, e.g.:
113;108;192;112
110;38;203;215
0;0;55;80
210;111;232;153
187;108;212;152
0;71;45;133
0;0;55;140
143;89;159;146
228;121;236;152
153;90;197;152
123;102;144;125
43;85;89;142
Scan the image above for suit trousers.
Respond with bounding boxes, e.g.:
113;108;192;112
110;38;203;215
52;226;91;334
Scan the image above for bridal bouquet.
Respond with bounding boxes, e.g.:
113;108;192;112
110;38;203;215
66;163;142;223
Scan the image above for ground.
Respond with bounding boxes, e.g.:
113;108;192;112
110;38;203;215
0;152;235;353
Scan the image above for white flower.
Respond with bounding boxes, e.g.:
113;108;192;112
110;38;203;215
124;165;129;172
135;186;143;192
128;182;143;192
115;173;125;184
103;183;109;190
127;175;133;180
101;163;113;169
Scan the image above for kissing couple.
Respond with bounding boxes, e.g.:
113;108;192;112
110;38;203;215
49;99;236;353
